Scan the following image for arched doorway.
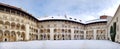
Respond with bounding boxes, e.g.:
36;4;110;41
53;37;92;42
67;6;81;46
54;34;56;40
4;38;8;42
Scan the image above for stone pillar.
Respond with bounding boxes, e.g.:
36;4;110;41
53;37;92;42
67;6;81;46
84;30;86;40
93;29;96;40
25;24;29;41
71;29;74;40
38;29;40;40
50;28;54;40
105;29;107;40
16;33;18;41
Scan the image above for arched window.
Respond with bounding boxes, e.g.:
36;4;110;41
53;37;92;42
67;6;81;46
0;20;3;25
62;29;64;32
4;30;10;36
11;22;16;29
21;25;25;31
16;23;20;29
41;25;43;28
5;21;10;29
47;29;50;33
54;29;57;33
40;29;43;33
4;38;7;41
68;29;71;33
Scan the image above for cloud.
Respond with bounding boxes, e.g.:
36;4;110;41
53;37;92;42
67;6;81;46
97;0;120;17
0;0;119;21
37;0;120;21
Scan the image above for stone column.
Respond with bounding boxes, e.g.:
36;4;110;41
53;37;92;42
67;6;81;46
25;24;29;41
37;29;40;40
71;29;74;40
50;28;54;40
84;30;86;40
93;29;96;40
105;29;107;40
16;33;18;41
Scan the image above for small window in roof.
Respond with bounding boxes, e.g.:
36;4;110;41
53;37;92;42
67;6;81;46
69;17;72;19
79;20;81;21
74;19;76;20
52;17;54;18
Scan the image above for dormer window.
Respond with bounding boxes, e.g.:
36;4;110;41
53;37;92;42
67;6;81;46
69;17;72;19
52;17;54;18
79;20;81;22
74;19;76;20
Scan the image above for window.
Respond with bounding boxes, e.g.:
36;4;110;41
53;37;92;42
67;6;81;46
69;17;72;19
54;24;56;27
54;29;57;32
5;38;7;41
48;25;50;27
74;19;76;20
51;17;54;18
41;25;43;28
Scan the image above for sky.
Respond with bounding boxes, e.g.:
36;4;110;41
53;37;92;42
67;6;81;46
0;0;120;21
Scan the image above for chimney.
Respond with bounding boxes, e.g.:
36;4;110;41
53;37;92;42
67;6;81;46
100;15;108;19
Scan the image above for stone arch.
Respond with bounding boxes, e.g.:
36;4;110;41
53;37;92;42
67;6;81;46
35;34;38;40
40;29;43;33
62;29;64;33
54;29;57;33
0;20;3;25
31;27;34;32
54;34;57;40
74;35;77;40
21;25;25;31
11;31;16;41
68;29;71;33
58;34;61;40
65;34;68;40
29;33;32;40
40;34;43;40
0;30;3;37
21;32;25;41
16;23;20;30
47;29;50;33
44;29;46;33
57;29;60;33
0;20;4;29
65;29;67;33
47;34;50;40
62;35;64;40
17;31;20;37
11;22;16;29
4;30;10;41
5;21;10;29
68;35;71;40
0;30;3;41
35;29;37;33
